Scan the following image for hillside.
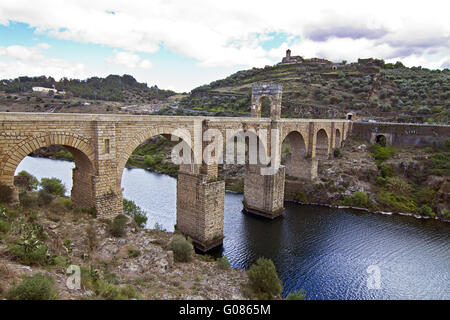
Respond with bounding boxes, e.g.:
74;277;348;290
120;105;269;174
0;75;182;114
177;56;450;123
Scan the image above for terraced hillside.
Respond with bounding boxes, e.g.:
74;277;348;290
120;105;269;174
178;59;450;123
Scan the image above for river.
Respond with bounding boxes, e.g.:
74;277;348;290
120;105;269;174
16;156;450;300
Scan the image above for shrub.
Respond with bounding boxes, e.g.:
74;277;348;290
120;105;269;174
7;273;57;300
295;191;308;203
369;144;394;161
419;205;435;217
17;171;39;191
376;191;418;213
109;214;128;237
122;199;147;228
414;187;436;207
169;235;194;262
217;255;231;270
0;220;10;233
247;257;282;300
285;289;306;300
375;176;386;187
19;191;38;208
128;248;141;258
386;176;412;196
339;191;368;208
37;189;54;206
8;223;49;266
57;197;72;210
0;182;13;204
379;164;394;178
333;148;342;158
39;177;66;196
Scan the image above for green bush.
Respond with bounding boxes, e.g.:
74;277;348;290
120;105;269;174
8;223;50;265
122;199;147;228
0;182;13;204
339;191;368;208
369;144;394;161
217;255;231;270
375;176;386;187
57;197;73;210
285;289;306;300
109;214;128;237
386;176;412;196
414;187;436;207
18;170;39;190
419;205;435;217
333;148;342;158
7;273;57;300
0;219;10;233
128;248;141;258
247;257;282;300
376;191;418;213
295;191;307;203
379;164;394;178
37;189;55;206
39;177;66;196
169;235;194;263
19;191;38;208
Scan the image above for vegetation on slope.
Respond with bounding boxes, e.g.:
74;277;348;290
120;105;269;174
179;60;450;123
0;74;176;103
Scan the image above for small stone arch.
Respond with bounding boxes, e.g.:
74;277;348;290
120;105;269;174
315;129;329;159
335;128;342;148
376;134;387;147
250;83;282;120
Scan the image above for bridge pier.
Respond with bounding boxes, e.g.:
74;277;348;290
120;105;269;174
176;171;225;252
243;165;285;219
285;155;318;181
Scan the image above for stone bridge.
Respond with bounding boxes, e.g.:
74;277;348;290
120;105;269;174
0;84;352;251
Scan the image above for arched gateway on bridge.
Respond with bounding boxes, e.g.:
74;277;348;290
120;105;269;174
0;89;350;251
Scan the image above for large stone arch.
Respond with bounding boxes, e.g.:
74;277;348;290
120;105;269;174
219;128;269;167
117;126;195;175
315;129;329;159
281;130;309;179
0;133;96;207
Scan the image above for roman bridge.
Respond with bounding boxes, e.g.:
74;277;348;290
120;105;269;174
0;84;352;251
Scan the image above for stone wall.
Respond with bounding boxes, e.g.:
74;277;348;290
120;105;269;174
352;122;450;146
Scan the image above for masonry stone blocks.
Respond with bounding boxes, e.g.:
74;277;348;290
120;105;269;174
0;87;351;251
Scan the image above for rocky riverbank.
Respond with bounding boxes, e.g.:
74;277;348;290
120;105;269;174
0;203;248;300
284;136;450;222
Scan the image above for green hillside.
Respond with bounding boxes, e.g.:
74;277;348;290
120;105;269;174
0;74;176;103
178;58;450;123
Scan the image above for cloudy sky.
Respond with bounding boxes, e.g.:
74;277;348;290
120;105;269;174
0;0;449;92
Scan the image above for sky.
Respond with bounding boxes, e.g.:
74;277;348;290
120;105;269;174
0;0;449;92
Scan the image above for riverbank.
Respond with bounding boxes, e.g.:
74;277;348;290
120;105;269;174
0;201;248;300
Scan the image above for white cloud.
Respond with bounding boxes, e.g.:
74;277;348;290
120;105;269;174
107;51;152;69
0;44;87;79
0;0;448;74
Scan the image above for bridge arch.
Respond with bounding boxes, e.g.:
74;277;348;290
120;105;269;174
219;129;269;167
376;134;387;147
335;128;342;148
315;129;329;159
0;133;96;208
117;127;199;225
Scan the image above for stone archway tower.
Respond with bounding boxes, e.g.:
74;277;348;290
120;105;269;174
251;83;282;120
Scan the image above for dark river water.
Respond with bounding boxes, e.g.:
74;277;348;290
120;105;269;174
16;157;450;300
